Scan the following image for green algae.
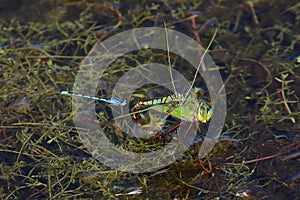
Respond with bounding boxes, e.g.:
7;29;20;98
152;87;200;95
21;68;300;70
0;0;299;199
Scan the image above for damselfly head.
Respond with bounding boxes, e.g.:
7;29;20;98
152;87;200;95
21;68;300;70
197;101;213;123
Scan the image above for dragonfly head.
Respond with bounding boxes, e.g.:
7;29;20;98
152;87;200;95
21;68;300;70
197;101;213;123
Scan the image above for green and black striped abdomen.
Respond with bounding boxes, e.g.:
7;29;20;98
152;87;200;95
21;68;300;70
131;94;190;124
131;95;178;123
133;94;187;109
133;96;173;109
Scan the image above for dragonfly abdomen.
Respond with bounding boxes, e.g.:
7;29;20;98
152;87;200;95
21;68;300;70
131;96;176;124
133;96;173;109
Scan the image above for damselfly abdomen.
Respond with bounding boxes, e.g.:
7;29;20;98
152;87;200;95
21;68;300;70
60;90;126;106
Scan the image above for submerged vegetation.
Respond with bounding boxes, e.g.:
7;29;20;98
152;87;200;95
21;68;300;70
0;0;299;199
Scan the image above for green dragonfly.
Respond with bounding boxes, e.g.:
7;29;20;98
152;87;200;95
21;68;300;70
131;88;213;135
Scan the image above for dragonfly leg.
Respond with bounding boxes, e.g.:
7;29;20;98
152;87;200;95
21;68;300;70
164;119;195;138
166;117;204;138
195;120;201;133
147;130;166;146
195;120;206;141
184;121;194;138
166;120;188;134
151;120;193;144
